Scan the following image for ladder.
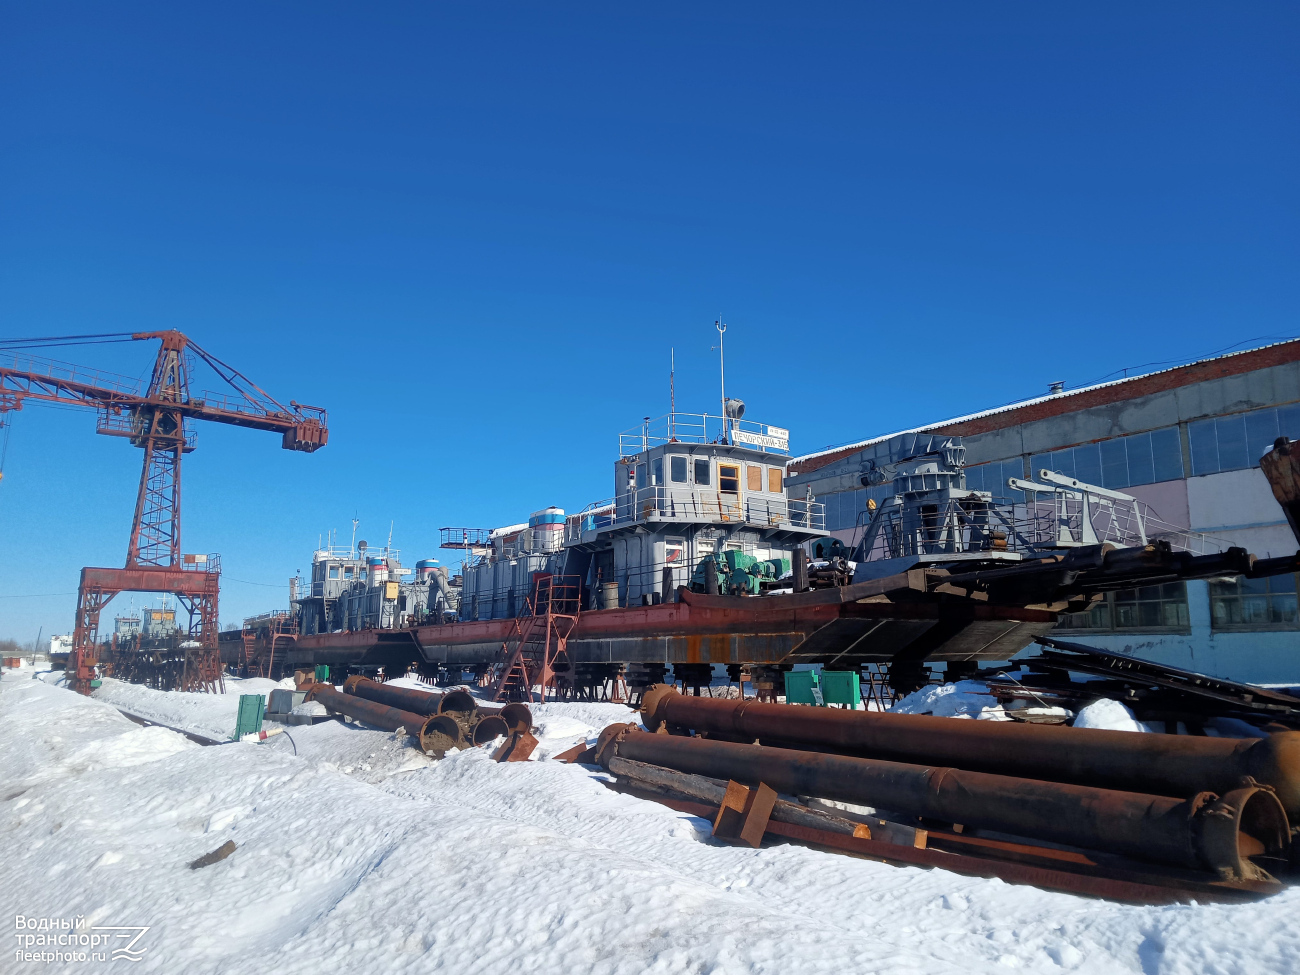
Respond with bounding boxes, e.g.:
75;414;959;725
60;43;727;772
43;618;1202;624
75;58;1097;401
491;574;582;703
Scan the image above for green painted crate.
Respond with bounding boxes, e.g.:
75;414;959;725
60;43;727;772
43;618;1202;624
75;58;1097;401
233;694;265;740
818;670;861;709
783;670;820;705
314;664;331;683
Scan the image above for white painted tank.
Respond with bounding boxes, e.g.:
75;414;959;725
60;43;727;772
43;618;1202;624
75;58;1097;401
529;507;565;554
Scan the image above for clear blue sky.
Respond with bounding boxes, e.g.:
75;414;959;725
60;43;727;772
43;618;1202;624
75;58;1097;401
1;3;1297;640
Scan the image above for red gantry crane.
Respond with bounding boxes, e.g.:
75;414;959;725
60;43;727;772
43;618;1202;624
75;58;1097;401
0;330;328;693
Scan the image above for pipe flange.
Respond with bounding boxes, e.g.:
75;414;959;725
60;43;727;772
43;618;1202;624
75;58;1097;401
594;722;637;769
1195;785;1291;881
639;684;677;731
418;714;466;757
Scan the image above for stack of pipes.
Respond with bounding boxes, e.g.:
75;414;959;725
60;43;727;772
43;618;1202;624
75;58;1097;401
305;677;531;758
594;685;1299;881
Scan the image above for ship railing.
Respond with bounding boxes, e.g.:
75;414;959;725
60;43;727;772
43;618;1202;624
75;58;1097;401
439;527;493;549
857;494;1233;562
568;488;824;540
618;412;791;458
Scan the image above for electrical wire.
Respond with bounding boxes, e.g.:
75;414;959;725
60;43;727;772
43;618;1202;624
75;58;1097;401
0;332;138;349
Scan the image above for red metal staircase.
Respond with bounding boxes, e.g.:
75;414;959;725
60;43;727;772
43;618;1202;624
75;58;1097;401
491;574;582;702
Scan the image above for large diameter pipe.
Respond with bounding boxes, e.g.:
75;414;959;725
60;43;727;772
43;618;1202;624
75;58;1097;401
306;683;427;736
641;685;1300;820
344;676;444;715
599;725;1290;879
345;678;533;732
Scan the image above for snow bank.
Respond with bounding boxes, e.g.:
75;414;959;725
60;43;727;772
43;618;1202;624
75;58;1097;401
1072;698;1154;733
888;680;1010;720
82;674;288;741
4;668;1299;973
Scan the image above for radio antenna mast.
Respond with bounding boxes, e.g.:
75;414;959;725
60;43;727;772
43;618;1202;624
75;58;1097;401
714;318;727;442
669;348;676;440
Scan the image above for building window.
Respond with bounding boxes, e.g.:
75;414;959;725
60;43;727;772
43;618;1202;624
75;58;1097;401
1114;583;1190;629
1189;404;1300;476
670;456;688;483
1210;574;1299;629
768;467;783;493
747;465;763;491
1058;582;1190;632
1030;426;1183;491
719;464;740;494
964;458;1027;500
694;458;711;486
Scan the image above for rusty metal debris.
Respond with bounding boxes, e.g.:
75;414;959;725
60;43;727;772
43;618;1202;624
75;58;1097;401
189;840;236;870
493;731;540;762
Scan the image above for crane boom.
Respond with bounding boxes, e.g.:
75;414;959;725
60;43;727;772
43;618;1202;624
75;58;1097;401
0;329;329;693
0;331;327;451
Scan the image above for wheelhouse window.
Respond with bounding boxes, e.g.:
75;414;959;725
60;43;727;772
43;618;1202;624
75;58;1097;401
670;456;688;483
1210;574;1299;629
719;464;740;494
328;565;340;580
652;457;663;485
636;463;648;489
344;566;355;579
768;467;783;493
694;458;711;486
665;536;685;565
747;465;763;491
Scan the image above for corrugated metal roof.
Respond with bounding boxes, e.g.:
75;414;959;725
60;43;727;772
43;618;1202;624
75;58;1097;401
790;338;1300;471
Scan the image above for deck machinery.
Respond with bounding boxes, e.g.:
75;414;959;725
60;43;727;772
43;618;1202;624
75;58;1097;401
221;409;1298;697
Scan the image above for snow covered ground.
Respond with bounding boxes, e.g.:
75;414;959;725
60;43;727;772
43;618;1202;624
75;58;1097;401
3;664;1298;974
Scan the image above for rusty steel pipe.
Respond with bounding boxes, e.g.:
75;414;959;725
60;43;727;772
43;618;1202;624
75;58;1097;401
438;689;478;717
641;685;1300;820
343;677;534;732
472;715;511;745
305;683;426;736
599;725;1290;879
343;675;445;715
500;703;533;734
419;714;466;756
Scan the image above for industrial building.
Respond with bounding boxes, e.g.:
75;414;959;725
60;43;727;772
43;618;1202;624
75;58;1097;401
787;340;1300;684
